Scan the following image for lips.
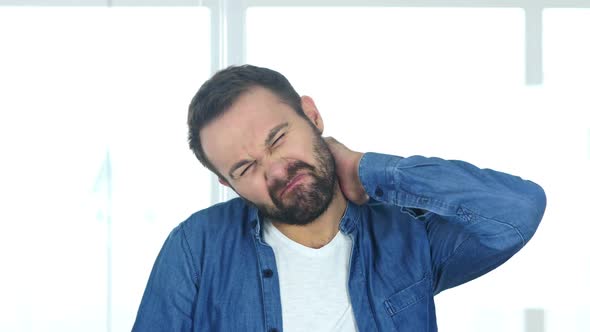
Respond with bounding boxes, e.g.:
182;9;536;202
280;174;306;198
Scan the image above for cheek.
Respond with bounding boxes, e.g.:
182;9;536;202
234;177;271;203
299;143;319;167
283;136;316;164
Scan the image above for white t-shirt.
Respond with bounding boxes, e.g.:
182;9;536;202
262;220;359;332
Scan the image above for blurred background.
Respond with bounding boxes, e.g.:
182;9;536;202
0;0;588;331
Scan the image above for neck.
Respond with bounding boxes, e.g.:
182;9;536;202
271;180;347;249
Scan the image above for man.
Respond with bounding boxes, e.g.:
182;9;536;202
132;65;546;331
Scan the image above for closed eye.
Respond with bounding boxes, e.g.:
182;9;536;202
272;133;285;146
240;162;254;176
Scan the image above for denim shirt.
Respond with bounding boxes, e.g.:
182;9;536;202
132;152;546;332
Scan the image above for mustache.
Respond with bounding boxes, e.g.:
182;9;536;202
269;160;315;196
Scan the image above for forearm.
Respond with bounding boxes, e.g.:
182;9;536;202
358;152;547;293
358;152;546;241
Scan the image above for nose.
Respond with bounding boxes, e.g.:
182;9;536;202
264;156;290;188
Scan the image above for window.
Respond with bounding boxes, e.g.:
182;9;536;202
0;7;210;331
247;7;525;157
544;9;590;86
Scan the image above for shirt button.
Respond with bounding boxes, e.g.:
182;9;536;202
375;187;384;197
263;269;274;278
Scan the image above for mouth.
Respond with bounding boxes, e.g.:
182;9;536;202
280;174;306;198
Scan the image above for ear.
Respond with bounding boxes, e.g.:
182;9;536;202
218;177;230;187
301;95;324;134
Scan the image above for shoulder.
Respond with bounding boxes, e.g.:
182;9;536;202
176;197;254;245
167;198;256;277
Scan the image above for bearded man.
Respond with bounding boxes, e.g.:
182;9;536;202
132;65;546;332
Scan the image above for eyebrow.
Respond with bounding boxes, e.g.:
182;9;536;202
228;122;289;179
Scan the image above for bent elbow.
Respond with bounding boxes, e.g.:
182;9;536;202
520;180;547;243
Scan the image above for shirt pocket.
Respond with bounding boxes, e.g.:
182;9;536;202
384;276;432;331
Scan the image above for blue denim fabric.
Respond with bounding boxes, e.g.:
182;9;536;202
132;153;546;332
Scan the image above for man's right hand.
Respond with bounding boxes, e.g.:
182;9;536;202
324;136;369;205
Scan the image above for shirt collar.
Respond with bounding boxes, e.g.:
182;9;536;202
247;199;361;239
338;200;361;235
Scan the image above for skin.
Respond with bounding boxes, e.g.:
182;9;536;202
201;86;369;248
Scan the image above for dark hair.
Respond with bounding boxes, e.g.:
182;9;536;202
187;64;306;179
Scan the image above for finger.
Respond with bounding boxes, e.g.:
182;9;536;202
361;193;370;204
323;137;341;154
323;136;336;145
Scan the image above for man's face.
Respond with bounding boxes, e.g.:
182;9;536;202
200;87;336;225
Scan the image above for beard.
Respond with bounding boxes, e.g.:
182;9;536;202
241;129;336;226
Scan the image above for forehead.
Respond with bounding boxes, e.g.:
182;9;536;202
200;87;299;172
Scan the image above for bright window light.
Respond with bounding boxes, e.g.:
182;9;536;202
544;9;590;86
0;7;210;332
